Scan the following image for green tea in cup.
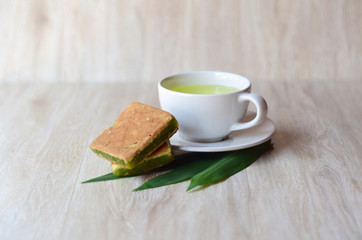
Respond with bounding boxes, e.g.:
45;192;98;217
171;84;240;95
158;71;268;142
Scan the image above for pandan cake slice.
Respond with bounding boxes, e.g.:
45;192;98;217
90;102;178;169
111;141;173;177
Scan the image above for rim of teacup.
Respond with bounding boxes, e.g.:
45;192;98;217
158;71;251;97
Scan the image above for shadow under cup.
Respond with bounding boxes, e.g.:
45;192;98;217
158;71;267;143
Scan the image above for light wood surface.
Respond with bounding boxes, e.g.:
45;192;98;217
0;0;361;82
0;81;361;240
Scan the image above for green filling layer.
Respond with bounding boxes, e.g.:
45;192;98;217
90;117;178;169
91;148;125;165
112;151;173;177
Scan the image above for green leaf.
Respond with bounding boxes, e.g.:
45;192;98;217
133;153;222;191
81;172;137;184
186;140;273;191
82;141;273;193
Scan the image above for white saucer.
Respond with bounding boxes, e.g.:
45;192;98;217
170;118;275;152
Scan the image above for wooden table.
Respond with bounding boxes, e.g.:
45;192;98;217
1;0;361;83
1;80;361;240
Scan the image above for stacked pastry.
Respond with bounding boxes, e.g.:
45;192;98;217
90;102;178;177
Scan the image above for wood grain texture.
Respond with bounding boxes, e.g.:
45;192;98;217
0;0;361;82
0;81;361;240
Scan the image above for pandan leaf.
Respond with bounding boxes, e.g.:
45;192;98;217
133;153;223;191
82;141;273;193
81;173;137;184
186;140;273;191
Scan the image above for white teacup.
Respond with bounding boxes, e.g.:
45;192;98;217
158;71;268;142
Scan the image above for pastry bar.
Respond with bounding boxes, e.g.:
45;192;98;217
111;141;173;177
90;102;178;169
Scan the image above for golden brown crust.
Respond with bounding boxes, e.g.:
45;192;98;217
90;102;176;163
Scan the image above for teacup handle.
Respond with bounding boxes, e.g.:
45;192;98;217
230;93;268;131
